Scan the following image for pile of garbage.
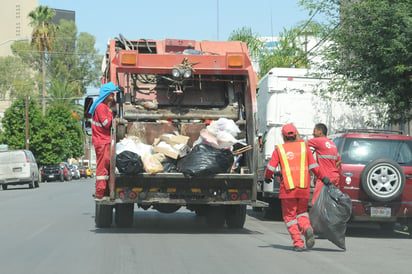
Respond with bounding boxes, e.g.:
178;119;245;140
115;118;243;176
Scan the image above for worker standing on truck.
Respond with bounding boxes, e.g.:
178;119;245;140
264;123;330;252
308;123;341;205
88;82;121;201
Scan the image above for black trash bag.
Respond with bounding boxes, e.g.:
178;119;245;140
116;150;144;174
162;160;179;173
309;184;352;250
177;144;234;177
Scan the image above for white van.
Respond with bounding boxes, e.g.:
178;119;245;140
0;149;39;190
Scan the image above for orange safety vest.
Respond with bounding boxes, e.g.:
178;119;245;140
276;142;310;190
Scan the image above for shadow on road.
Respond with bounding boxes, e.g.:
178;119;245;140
91;210;262;235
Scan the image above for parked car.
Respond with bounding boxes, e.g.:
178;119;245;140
0;149;39;190
41;164;64;182
78;166;87;178
69;164;80;179
60;162;73;181
331;129;412;234
86;166;93;177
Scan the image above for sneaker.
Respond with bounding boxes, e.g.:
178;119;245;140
292;246;305;252
95;196;110;202
305;227;315;249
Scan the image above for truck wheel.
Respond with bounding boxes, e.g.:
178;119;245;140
115;203;134;227
195;205;208;216
225;205;247;229
95;203;113;228
361;159;405;202
263;198;283;221
206;206;226;228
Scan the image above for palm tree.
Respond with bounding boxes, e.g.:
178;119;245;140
28;6;58;116
48;79;83;117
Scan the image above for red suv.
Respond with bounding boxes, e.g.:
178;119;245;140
331;129;412;235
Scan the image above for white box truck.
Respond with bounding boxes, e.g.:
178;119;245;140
256;67;378;218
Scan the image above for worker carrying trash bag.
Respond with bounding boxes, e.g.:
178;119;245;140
310;183;352;250
264;124;330;252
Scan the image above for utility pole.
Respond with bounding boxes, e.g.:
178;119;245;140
217;0;219;40
25;95;29;150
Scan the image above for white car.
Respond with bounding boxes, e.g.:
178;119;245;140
0;149;39;190
69;164;81;179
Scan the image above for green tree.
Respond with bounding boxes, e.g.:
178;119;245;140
28;5;58;116
259;27;310;77
228;27;265;62
0;99;83;165
0;98;43;154
0;55;38;99
36;105;83;164
299;0;412;125
49;19;101;93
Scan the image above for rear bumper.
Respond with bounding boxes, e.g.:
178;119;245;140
351;200;412;222
102;172;256;205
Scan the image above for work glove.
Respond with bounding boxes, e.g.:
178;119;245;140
264;177;272;184
322;176;331;186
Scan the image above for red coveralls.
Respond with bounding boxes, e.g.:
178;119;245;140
91;102;114;198
308;137;341;205
265;141;323;248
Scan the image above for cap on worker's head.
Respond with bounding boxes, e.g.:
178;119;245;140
282;124;297;137
100;82;121;96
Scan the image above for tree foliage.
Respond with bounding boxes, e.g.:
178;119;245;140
0;99;83;165
228;24;323;77
259;27;310;77
0;55;38;100
228;27;265;61
300;0;412;124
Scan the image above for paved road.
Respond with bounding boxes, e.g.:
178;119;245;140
0;179;410;274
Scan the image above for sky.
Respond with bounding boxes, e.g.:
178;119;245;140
38;0;318;56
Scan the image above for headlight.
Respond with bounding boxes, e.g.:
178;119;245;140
172;68;181;78
183;69;192;78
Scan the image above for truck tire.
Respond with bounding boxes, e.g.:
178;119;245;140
95;203;113;228
361;159;405;202
263;198;283;221
195;206;208;216
206;206;226;228
225;205;247;229
115;203;134;227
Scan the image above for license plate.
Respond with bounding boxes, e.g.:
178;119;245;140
49;175;54;178
370;207;391;218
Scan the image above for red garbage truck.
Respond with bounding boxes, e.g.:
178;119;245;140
84;35;264;228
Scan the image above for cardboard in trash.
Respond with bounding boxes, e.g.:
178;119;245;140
159;134;190;146
153;135;190;159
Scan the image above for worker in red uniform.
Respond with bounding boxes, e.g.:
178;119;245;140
308;123;341;205
265;123;330;252
88;82;121;201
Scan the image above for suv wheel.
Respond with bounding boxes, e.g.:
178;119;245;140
361;159;405;202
